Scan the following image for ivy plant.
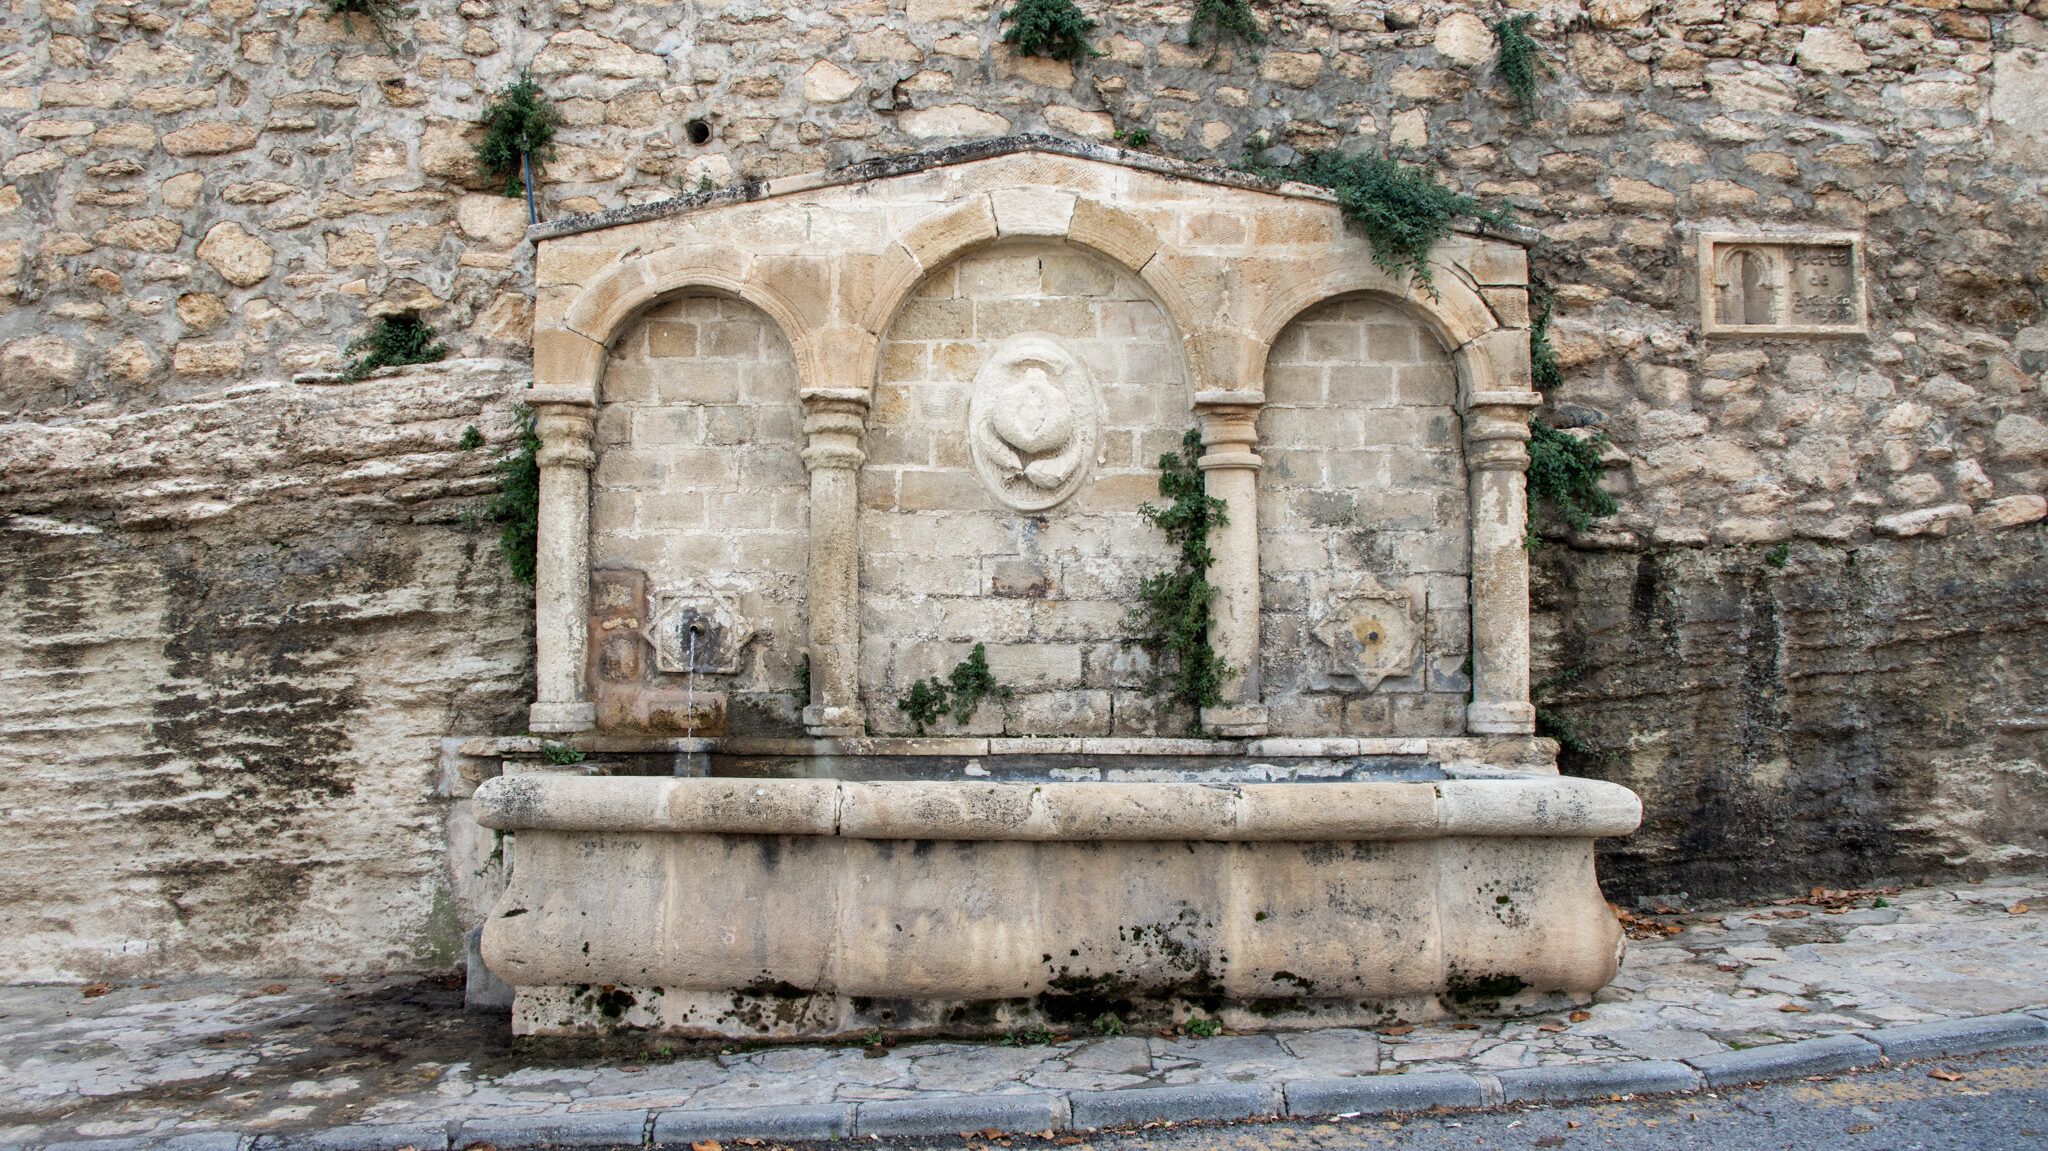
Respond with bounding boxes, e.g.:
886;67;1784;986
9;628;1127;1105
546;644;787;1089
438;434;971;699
1131;427;1234;733
1000;0;1100;61
1283;150;1503;298
475;75;561;199
1190;0;1264;53
1489;14;1548;120
490;406;541;585
896;643;1014;735
341;313;447;381
1525;418;1617;548
1529;279;1562;391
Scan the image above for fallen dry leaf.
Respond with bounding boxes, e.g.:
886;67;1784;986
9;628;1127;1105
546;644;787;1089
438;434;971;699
1534;1138;1565;1148
1779;1004;1811;1013
1567;1119;1582;1128
1569;1010;1591;1022
1776;909;1811;919
260;984;287;995
2009;904;2030;915
1539;1024;1568;1033
692;1140;721;1151
1929;1068;1964;1081
980;1129;1004;1139
1847;1123;1872;1133
462;1143;498;1151
1378;1024;1414;1036
79;983;112;998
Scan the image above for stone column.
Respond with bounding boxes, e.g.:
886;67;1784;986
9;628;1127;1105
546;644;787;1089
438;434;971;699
528;401;597;733
1194;391;1269;739
800;394;868;738
1464;395;1542;735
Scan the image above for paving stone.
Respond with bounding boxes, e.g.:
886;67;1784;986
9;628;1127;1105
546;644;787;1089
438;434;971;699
257;1122;453;1150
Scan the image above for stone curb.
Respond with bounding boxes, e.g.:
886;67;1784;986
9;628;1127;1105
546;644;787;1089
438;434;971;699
652;1105;853;1145
1684;1033;1881;1088
17;1017;2048;1151
852;1093;1068;1138
1068;1083;1276;1129
1494;1060;1702;1103
1868;1011;2048;1061
1282;1071;1487;1116
254;1123;457;1151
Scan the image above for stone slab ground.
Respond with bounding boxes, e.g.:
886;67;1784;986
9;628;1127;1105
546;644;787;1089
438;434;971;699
2;876;2044;1150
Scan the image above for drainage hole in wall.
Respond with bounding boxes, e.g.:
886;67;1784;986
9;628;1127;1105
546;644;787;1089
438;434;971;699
685;119;712;146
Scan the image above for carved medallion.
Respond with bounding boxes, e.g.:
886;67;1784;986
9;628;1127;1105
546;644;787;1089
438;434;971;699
1311;583;1421;692
968;333;1100;512
646;582;760;675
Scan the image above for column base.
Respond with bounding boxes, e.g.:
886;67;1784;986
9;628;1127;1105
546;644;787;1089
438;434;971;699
1466;701;1536;735
1201;704;1270;739
529;701;596;733
803;705;865;739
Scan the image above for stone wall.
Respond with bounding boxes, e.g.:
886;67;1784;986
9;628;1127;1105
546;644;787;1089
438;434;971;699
592;295;811;732
1258;293;1471;735
0;361;530;979
860;239;1186;736
2;0;2047;975
1531;525;2048;900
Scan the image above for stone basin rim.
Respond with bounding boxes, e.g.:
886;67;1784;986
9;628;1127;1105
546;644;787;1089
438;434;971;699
472;773;1642;841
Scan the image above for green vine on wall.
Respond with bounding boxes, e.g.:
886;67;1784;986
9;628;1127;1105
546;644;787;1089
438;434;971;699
1131;427;1235;733
1001;0;1101;61
1525;418;1617;549
1529;279;1562;391
342;313;447;381
1190;0;1264;54
1532;659;1597;757
490;406;541;585
1279;150;1504;299
896;643;1014;735
475;75;561;199
1489;15;1548;119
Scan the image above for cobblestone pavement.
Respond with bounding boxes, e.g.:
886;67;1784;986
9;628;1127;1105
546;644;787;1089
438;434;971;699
3;876;2045;1147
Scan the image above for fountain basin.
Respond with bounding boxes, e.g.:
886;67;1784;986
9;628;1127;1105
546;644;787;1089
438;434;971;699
475;769;1640;1037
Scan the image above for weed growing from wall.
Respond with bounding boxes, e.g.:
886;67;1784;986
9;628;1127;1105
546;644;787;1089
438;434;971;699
1525;418;1617;548
1489;15;1548;119
341;313;447;381
1132;427;1234;733
476;76;561;199
1529;279;1562;391
490;406;541;585
896;643;1015;734
1190;0;1264;54
1278;150;1502;298
1000;0;1100;61
1532;659;1596;757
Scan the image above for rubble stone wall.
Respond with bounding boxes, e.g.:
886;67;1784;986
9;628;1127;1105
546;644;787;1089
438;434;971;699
1;0;2046;973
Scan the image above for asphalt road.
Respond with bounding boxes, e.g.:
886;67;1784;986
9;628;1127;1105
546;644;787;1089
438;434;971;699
1060;1046;2048;1151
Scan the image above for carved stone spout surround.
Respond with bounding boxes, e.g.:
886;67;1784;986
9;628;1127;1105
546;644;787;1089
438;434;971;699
527;138;1540;743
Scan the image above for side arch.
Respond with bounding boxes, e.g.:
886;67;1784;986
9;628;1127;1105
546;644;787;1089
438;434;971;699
545;243;831;403
1248;254;1513;409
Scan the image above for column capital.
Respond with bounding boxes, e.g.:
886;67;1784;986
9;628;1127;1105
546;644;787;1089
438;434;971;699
1195;398;1262;472
801;401;868;473
532;403;596;470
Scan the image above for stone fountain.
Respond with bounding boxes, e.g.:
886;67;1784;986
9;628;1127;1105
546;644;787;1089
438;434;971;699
477;137;1641;1037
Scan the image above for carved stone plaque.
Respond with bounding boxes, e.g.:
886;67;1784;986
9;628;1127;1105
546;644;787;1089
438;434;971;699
646;583;759;675
967;332;1101;512
1700;232;1867;337
1310;584;1421;692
